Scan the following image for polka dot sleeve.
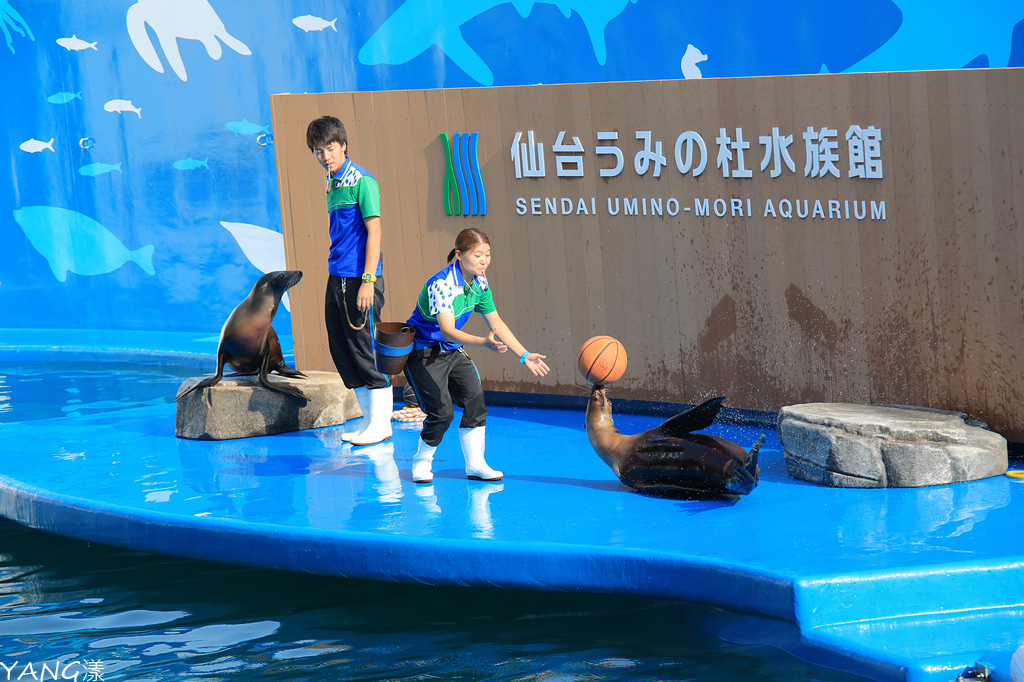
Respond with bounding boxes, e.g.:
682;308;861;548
427;279;456;316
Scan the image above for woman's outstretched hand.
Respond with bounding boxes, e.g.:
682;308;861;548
524;353;549;377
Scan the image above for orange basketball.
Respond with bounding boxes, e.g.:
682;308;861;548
577;336;628;385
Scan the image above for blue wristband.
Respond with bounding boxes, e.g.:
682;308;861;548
519;351;530;363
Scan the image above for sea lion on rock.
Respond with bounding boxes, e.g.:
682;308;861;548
585;386;763;498
177;270;306;401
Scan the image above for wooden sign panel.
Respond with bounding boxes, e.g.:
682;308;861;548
271;69;1024;439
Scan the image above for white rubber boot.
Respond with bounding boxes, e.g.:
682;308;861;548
350;387;393;446
459;426;502;481
341;387;368;442
412;437;437;483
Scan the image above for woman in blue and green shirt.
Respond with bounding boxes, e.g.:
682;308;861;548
404;228;549;483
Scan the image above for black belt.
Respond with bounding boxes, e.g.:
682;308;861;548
410;345;448;359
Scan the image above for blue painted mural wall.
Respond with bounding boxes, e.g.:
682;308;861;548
2;0;1022;333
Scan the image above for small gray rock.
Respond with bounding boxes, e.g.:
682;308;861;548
175;370;361;440
778;403;1007;488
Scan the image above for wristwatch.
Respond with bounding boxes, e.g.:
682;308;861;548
361;273;377;283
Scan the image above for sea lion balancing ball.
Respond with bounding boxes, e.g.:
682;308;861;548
577;336;628;385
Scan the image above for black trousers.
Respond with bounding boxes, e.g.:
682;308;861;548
324;274;388;390
404;347;486;447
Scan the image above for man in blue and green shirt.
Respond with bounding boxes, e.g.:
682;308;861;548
307;115;391;446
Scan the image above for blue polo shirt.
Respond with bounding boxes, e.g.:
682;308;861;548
407;263;496;351
325;158;383;278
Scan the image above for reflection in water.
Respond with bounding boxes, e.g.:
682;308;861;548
469;483;503;538
361;441;401;504
415;484;441;515
831;477;1013;556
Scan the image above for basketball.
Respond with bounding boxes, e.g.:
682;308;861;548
577;336;628;385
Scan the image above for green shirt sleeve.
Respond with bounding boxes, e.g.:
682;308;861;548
357;175;381;219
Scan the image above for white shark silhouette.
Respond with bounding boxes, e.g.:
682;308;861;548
126;0;251;82
845;0;1024;72
358;0;638;86
219;221;292;311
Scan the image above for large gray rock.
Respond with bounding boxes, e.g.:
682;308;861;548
778;403;1007;488
175;370;360;440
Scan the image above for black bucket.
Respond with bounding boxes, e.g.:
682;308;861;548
373;322;415;375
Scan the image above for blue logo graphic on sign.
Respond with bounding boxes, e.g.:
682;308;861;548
441;132;486;216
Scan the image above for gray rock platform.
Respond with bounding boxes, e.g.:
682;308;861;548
778;403;1007;487
175;370;360;440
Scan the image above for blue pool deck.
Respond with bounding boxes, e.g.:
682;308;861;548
0;329;1022;682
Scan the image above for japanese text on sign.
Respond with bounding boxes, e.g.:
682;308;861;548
510;126;883;180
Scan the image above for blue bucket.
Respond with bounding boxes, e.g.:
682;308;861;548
373;322;415;375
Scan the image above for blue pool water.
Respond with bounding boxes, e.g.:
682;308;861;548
0;360;870;681
0;518;870;681
0;361;196;423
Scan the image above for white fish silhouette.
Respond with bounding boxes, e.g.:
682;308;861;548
56;35;97;51
104;99;142;118
292;15;337;32
126;0;251;82
219;221;292;311
20;138;55;153
681;44;707;79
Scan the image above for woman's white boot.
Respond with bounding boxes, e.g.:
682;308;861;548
341;387;369;442
459;426;502;481
412;437;437;483
351;387;393;446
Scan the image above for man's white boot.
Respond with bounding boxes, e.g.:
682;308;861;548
459;426;502;481
351;387;393;446
341;387;369;442
412;438;437;483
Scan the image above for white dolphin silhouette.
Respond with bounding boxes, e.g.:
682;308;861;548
220;221;292;311
126;0;250;82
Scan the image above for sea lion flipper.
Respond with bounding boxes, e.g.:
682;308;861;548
176;358;225;401
257;348;307;400
272;363;306;379
746;434;765;484
651;396;727;437
726;467;756;495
